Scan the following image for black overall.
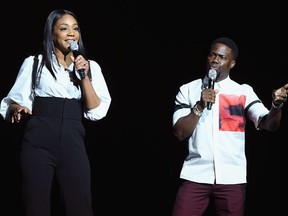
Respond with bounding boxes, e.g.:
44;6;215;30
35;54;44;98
21;96;94;216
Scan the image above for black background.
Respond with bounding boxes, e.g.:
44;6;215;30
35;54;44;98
1;1;287;215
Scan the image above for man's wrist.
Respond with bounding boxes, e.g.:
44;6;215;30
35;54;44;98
272;101;283;109
192;102;203;117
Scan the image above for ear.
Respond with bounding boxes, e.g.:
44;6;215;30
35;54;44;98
230;60;236;69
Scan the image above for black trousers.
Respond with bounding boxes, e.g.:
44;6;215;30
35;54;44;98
21;97;94;216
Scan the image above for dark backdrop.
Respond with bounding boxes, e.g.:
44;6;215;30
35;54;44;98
1;1;287;215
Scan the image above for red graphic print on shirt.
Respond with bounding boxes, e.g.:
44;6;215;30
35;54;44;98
219;94;246;132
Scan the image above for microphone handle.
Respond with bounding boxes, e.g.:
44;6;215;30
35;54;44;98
207;79;215;110
72;50;86;80
207;102;212;110
79;69;86;80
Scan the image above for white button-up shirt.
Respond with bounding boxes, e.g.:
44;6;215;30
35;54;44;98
173;76;269;184
0;54;111;121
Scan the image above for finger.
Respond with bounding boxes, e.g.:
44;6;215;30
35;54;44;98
15;113;20;123
275;92;287;98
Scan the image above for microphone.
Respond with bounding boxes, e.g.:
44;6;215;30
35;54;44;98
207;68;218;110
69;41;85;79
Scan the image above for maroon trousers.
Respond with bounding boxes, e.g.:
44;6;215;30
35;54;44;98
172;180;246;216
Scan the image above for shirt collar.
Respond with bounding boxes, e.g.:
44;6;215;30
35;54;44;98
215;75;231;90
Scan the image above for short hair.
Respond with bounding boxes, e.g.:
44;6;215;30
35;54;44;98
210;37;238;60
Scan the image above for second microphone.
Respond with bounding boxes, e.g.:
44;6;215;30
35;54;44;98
207;69;218;110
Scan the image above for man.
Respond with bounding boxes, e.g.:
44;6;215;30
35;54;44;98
172;37;288;216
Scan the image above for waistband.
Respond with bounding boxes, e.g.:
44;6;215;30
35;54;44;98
32;97;83;120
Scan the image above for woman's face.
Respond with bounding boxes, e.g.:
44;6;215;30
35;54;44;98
53;14;79;53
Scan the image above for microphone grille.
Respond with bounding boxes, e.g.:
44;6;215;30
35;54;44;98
69;41;79;51
208;69;217;80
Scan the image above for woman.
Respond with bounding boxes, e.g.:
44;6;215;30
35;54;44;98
0;9;111;216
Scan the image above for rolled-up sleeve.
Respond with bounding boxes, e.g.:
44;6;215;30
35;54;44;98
0;56;34;120
83;60;111;121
